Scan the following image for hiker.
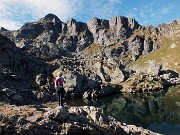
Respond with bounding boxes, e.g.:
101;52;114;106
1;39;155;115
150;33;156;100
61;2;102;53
54;72;66;106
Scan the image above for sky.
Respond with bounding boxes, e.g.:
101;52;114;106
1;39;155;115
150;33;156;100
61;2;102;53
0;0;180;30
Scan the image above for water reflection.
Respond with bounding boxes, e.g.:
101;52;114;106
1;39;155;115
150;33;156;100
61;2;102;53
67;85;180;134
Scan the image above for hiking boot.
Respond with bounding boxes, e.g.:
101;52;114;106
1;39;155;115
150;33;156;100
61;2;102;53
59;106;63;110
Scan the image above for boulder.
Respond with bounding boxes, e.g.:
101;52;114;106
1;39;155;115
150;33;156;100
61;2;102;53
143;37;154;54
147;61;162;76
45;106;69;121
2;88;16;97
128;35;144;57
36;74;46;85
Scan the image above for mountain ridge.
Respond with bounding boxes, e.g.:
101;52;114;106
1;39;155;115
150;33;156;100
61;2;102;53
0;13;179;104
0;13;179;135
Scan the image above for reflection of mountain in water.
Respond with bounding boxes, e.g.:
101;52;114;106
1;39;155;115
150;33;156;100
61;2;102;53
83;85;180;131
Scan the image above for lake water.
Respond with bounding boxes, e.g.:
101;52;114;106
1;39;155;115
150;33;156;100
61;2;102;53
67;85;180;135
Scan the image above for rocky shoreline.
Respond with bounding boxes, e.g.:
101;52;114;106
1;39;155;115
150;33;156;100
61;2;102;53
0;104;160;135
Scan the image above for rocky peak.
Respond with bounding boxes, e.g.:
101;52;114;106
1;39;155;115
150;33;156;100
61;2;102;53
39;13;61;24
109;16;126;29
67;18;77;26
0;27;8;32
66;18;78;35
66;18;90;35
87;17;109;30
128;18;140;30
157;19;180;38
109;16;139;30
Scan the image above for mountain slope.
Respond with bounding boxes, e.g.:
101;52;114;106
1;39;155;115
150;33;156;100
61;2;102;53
0;14;179;102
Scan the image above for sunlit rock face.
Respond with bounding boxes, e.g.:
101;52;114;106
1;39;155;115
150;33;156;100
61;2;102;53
0;13;180;104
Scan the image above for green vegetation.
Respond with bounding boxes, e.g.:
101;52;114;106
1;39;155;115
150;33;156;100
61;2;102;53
129;23;180;74
131;36;180;73
82;42;102;55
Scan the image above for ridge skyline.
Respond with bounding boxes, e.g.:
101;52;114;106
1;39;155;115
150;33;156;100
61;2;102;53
0;0;180;30
1;13;180;31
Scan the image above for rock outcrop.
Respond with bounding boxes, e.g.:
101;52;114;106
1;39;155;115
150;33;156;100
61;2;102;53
0;105;159;135
0;34;54;105
87;16;140;45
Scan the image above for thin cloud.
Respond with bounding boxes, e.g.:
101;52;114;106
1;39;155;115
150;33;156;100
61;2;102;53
87;0;123;20
0;0;82;30
0;0;177;30
161;5;174;14
126;1;175;26
0;19;20;30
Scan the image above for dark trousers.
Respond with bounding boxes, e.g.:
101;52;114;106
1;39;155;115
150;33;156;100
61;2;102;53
56;87;64;106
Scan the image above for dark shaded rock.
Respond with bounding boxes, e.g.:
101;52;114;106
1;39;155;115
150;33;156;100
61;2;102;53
83;84;122;99
36;74;46;85
0;27;8;32
42;13;61;23
143;37;154;54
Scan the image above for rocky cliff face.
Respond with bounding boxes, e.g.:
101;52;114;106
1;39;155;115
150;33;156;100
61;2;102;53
0;13;180;104
87;16;140;45
1;14;151;62
2;14;94;60
0;34;55;105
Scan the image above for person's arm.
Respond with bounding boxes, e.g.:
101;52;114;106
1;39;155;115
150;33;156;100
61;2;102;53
54;78;57;88
63;78;66;83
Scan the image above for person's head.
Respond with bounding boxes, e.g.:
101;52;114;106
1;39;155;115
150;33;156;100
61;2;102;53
57;71;63;77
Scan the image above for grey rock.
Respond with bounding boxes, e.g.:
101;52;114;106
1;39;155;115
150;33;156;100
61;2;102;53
2;88;16;97
143;37;154;54
83;91;91;99
147;61;162;76
36;74;46;85
11;94;24;105
46;106;69;121
128;35;144;57
0;105;160;135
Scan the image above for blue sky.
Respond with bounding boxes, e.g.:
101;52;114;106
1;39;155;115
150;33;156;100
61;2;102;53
0;0;180;30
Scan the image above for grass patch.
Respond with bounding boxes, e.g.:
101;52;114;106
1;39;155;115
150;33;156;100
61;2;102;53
130;36;180;73
82;42;102;55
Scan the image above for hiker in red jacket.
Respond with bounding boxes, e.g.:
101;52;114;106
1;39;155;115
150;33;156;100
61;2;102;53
54;72;66;106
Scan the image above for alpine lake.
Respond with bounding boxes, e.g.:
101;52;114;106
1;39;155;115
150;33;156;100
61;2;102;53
66;85;180;135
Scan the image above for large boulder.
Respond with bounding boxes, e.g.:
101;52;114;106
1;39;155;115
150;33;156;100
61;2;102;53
128;35;144;58
147;60;162;76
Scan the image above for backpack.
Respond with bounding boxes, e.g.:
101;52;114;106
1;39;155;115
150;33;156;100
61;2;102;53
55;77;63;87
